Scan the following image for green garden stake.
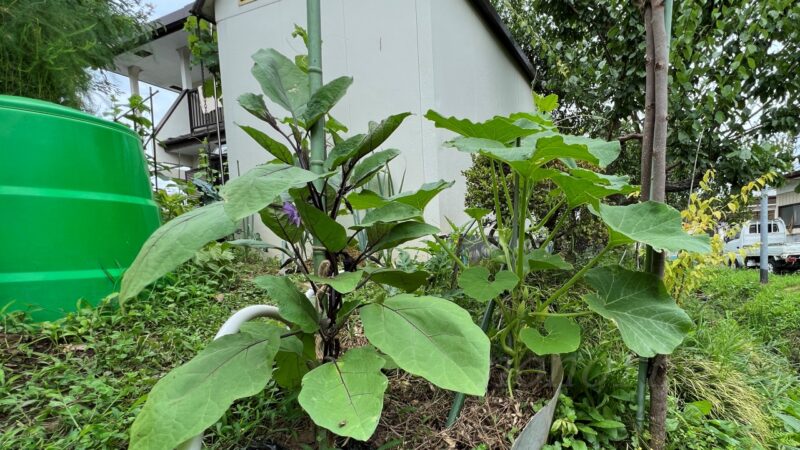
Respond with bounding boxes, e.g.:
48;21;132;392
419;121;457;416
636;356;648;430
307;0;326;274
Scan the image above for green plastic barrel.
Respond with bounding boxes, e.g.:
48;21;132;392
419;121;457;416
0;96;160;321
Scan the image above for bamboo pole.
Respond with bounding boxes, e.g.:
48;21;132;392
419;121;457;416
306;0;326;275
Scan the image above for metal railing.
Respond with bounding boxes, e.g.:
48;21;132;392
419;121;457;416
188;88;224;133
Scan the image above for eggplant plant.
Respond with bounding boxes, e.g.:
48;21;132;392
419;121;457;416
119;47;490;449
427;93;711;391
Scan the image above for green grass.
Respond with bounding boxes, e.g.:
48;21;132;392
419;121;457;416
698;268;800;364
0;256;304;449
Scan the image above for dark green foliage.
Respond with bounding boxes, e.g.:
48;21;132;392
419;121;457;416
463;154;607;255
492;0;800;193
0;0;149;109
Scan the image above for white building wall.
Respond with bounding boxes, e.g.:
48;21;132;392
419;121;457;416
213;0;531;241
429;0;532;224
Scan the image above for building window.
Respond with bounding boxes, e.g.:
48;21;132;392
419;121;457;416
779;203;800;230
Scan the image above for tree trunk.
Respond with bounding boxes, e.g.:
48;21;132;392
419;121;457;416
640;2;655;202
648;1;670;448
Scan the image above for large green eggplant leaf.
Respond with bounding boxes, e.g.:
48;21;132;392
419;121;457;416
352;202;422;229
129;324;281;450
347;181;452;211
120;203;236;300
293;200;348;252
347;190;387;210
221;164;324;221
519;316;581;355
251;49;309;117
228;239;288;255
307;270;364;294
367;221;439;253
253;275;319;333
326;134;365;170
326;113;411;169
584;265;693;357
259;204;304;244
457;267;519;302
391;180;453;210
237;93;270;121
300;76;353;126
298;347;388;441
349;149;400;188
365;267;430;292
552;169;636;208
239;125;293;164
273;334;315;389
360;294;490;395
525;249;574;272
425;110;540;143
592;202;711;253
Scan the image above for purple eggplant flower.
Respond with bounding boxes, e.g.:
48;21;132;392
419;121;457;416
282;202;301;226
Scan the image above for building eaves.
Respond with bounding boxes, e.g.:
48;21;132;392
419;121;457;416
151;3;194;41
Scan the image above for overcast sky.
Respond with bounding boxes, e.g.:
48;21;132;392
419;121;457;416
90;1;193;123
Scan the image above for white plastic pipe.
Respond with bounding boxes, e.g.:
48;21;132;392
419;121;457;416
176;305;284;450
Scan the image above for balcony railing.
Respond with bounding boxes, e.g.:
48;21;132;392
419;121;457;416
188;88;224;133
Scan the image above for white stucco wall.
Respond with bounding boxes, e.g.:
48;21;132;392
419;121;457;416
213;0;531;242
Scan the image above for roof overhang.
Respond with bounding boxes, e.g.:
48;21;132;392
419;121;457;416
111;3;210;90
190;0;535;81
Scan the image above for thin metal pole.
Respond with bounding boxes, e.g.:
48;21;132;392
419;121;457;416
212;72;225;185
760;187;769;283
149;87;159;191
307;0;326;274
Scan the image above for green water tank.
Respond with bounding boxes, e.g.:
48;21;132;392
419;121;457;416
0;96;160;321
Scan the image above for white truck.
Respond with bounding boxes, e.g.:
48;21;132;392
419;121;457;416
724;218;800;272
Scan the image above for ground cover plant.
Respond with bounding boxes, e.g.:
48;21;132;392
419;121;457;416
0;255;296;449
118;42;491;448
